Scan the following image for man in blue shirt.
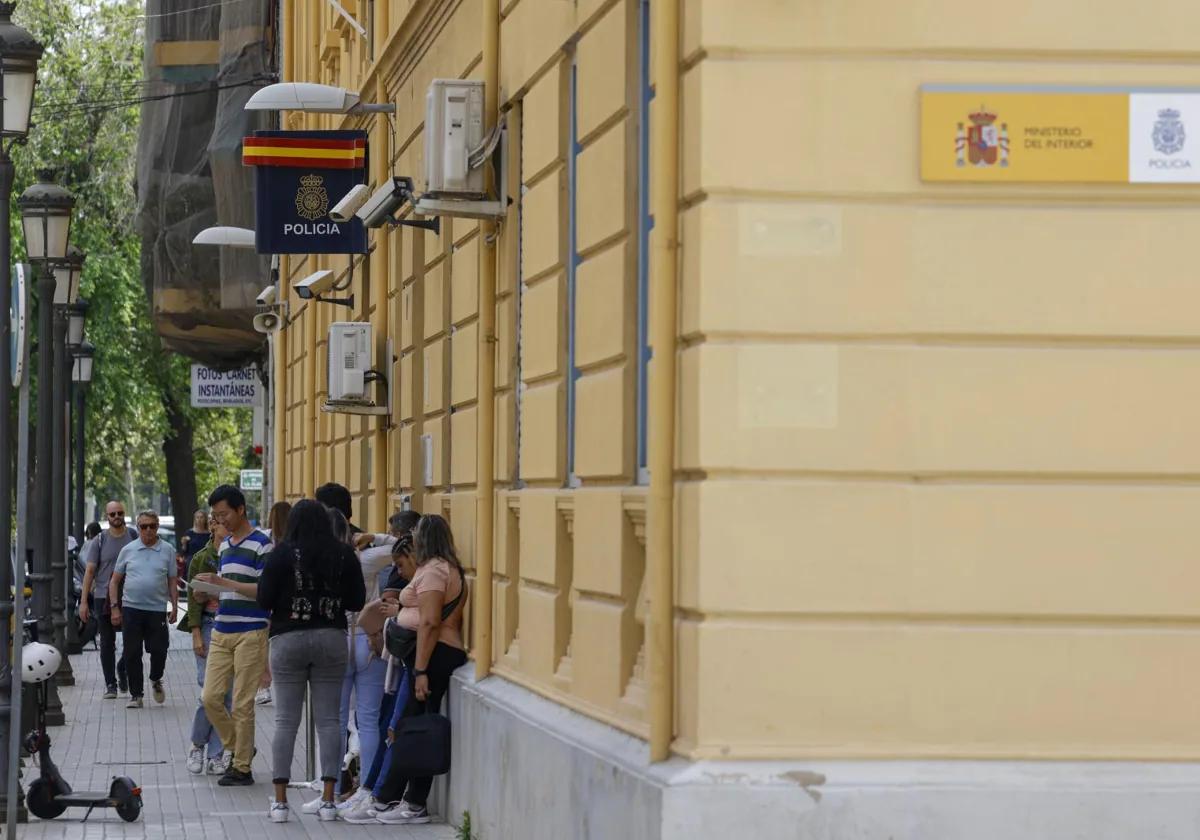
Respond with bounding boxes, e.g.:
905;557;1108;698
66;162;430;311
109;509;178;709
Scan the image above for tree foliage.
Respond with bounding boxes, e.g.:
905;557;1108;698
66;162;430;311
10;0;254;521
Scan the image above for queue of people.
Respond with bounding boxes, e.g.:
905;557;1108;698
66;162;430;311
74;480;467;824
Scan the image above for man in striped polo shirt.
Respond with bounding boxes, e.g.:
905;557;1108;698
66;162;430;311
195;484;272;787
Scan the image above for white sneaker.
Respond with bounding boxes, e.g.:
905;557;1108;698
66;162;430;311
342;797;388;824
300;797;326;815
269;801;290;823
206;755;227;776
336;788;369;811
186;745;204;775
375;803;430;824
255;687;272;705
318;802;338;821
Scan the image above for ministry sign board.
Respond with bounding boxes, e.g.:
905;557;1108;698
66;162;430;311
191;365;261;408
920;85;1200;184
243;129;369;255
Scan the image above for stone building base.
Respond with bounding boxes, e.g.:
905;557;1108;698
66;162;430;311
437;666;1200;840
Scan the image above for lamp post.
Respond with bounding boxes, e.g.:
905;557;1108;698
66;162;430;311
18;169;75;727
64;297;86;656
48;246;82;685
72;341;93;555
0;2;44;824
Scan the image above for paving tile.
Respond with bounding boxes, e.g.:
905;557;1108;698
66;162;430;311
14;640;456;840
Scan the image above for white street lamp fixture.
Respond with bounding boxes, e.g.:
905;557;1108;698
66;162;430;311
244;82;395;115
71;340;93;384
66;296;87;347
0;2;44;139
18;168;74;265
53;245;84;306
193;226;256;248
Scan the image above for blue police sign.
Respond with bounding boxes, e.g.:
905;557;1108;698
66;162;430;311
243;130;369;255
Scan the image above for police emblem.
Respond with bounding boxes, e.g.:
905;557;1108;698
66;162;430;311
955;109;1009;168
1152;108;1185;156
295;174;329;221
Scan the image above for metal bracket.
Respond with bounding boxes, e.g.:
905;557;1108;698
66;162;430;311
323;401;391;417
313;293;354;309
386;213;440;234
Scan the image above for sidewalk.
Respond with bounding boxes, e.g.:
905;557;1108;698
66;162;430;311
18;643;457;839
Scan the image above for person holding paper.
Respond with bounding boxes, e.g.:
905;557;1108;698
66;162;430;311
196;484;272;787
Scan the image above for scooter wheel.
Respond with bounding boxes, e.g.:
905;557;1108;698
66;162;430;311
25;778;66;820
110;777;142;823
116;799;141;823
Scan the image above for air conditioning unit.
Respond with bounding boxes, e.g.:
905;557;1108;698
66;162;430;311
425;79;486;199
327;322;372;402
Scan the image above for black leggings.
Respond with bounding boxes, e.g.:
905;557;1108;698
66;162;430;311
376;642;467;807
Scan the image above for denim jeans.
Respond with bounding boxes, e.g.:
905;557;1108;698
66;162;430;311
190;617;232;758
336;632;387;793
269;627;348;784
376;642;467;808
363;689;397;792
367;667;410;796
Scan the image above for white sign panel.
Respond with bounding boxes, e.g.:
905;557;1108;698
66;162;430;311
190;365;261;408
1129;93;1200;183
239;469;264;491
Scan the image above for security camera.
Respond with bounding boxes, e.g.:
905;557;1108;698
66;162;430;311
356;177;414;229
253;311;283;334
255;284;277;306
293;269;336;300
330;184;372;223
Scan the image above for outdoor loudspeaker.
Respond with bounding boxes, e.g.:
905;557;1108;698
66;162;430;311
253;311;283;334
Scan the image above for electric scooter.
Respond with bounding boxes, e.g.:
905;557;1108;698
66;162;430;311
21;622;142;822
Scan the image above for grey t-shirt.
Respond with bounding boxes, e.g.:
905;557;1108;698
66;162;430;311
87;528;136;600
114;538;175;611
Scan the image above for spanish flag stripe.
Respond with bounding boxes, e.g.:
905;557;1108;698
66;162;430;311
242;154;362;169
243;137;365;151
244;146;361;160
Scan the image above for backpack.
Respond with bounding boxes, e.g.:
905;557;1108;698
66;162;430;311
97;529;131;619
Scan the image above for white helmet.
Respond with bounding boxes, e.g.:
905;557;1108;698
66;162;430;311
21;642;61;684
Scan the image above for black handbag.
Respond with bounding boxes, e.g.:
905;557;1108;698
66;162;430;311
384;566;466;663
391;704;453;777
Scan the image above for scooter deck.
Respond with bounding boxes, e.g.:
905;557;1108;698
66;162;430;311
54;792;127;807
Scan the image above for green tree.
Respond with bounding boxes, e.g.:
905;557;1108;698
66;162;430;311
11;0;253;526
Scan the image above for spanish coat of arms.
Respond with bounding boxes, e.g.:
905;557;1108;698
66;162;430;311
955;109;1009;168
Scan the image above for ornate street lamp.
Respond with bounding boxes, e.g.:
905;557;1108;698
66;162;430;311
18;169;76;721
70;340;93;650
53;246;84;307
0;3;44;826
64;301;86;657
66;296;87;349
18;169;73;263
72;340;93;384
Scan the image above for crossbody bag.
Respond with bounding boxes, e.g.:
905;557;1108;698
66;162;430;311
384;565;465;665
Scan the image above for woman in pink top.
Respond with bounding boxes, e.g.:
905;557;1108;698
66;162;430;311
368;514;467;825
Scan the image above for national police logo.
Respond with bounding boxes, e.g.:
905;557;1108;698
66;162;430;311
295;174;329;221
1152;108;1186;156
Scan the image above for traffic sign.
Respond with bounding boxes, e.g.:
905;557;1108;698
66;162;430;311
239;469;264;491
11;264;27;388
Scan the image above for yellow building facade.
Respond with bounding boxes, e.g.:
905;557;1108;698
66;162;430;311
273;0;1200;837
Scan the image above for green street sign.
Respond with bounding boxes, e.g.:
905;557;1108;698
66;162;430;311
239;469;264;491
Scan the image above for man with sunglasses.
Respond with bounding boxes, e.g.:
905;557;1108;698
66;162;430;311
108;510;179;709
78;501;135;698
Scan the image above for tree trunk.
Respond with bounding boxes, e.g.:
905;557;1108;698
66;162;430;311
161;392;198;522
